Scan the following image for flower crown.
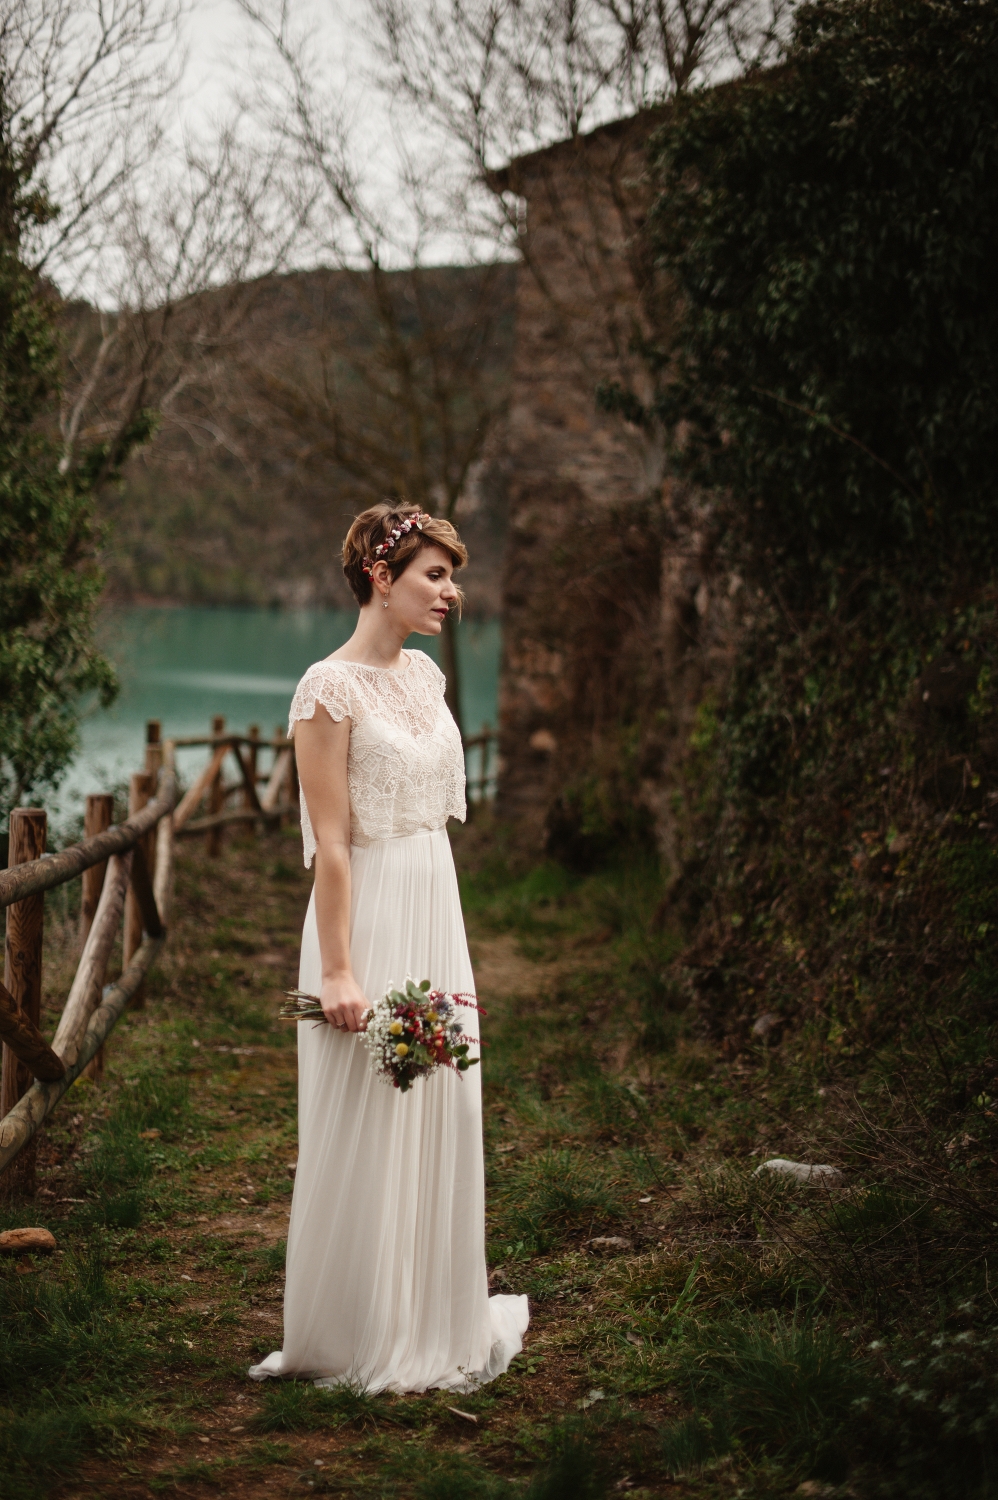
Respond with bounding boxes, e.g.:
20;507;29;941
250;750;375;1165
361;512;431;577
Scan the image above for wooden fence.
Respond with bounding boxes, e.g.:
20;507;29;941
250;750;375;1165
464;724;498;804
0;715;300;1191
170;716;300;852
0;713;496;1192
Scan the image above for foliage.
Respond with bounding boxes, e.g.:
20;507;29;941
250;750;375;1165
855;1325;998;1499
0;250;119;813
0;88;159;819
604;0;998;1057
639;0;998;591
583;12;998;1490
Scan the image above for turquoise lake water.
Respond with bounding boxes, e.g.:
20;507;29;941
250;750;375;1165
54;607;501;827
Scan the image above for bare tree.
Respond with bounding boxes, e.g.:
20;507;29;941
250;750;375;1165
58;125;308;490
369;0;792;433
371;0;790;184
0;2;306;501
220;0;517;732
0;0;184;287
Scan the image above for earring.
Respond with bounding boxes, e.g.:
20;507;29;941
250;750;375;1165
382;592;390;609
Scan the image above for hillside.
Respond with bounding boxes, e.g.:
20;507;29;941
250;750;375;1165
80;264;515;616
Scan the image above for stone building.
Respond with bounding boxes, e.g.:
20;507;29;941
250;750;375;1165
490;111;732;863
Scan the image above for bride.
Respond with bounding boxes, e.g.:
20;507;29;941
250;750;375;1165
249;504;528;1393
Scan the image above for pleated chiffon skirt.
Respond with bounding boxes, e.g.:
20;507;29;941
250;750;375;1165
249;826;528;1393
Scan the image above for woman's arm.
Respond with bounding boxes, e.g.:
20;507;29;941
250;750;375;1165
293;706;369;1031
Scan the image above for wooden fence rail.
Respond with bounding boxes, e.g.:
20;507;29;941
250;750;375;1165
0;782;175;912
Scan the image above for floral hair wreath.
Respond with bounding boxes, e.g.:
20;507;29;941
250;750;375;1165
361;512;431;578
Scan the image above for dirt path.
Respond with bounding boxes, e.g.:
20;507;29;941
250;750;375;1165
6;826;767;1499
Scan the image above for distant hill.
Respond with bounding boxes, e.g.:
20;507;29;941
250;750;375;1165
87;265;515;617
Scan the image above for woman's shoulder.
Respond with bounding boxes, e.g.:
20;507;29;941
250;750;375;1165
289;657;356;729
296;655;356;685
406;649;446;689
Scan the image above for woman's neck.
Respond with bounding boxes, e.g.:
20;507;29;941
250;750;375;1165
330;605;410;670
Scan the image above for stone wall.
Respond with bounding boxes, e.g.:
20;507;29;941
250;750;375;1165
492;112;737;861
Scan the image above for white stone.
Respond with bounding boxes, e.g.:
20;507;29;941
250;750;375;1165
585;1235;634;1254
753;1158;844;1185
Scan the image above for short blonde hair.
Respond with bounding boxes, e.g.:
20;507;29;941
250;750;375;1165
342;503;468;607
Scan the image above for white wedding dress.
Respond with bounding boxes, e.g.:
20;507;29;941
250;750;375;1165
248;649;528;1393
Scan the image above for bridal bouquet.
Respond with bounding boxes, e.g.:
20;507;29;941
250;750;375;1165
280;978;481;1093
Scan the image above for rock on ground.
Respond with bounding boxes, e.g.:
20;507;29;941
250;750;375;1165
753;1159;844;1185
0;1226;57;1255
584;1236;634;1254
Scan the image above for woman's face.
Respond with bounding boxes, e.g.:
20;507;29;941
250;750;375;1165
378;543;459;635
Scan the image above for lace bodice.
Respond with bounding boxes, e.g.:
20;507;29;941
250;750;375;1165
288;650;466;863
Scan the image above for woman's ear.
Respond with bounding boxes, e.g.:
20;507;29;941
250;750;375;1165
369;560;391;595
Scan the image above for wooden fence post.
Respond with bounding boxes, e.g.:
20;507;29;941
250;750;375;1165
481;723;492;803
123;772;153;1009
245;724;260;837
1;808;47;1197
145;720;163;780
273;724;298;822
80;794;114;1083
207;716;226;857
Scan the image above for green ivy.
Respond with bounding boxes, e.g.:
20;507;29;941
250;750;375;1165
632;0;998;593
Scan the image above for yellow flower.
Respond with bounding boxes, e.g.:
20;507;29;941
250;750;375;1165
426;1010;438;1022
395;1043;409;1058
389;1020;404;1035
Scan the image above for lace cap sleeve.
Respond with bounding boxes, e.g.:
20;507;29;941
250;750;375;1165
288;661;353;736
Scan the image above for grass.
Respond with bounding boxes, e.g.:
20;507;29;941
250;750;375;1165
657;1314;867;1481
0;815;995;1497
251;1380;406;1434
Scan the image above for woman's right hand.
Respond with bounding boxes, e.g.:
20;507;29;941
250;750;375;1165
320;973;369;1033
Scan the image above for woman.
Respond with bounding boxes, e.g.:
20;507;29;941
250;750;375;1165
249;504;528;1393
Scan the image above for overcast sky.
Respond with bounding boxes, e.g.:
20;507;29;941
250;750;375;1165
176;1;360;137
